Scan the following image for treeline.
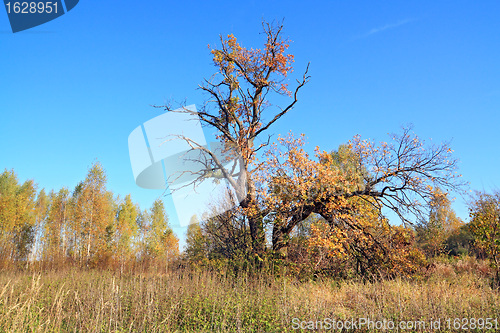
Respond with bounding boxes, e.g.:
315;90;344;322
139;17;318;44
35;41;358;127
2;160;499;284
0;162;178;271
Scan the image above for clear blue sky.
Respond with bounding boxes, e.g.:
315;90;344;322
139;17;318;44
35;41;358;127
2;1;499;249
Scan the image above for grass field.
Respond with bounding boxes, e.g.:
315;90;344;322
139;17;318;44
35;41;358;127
0;260;499;332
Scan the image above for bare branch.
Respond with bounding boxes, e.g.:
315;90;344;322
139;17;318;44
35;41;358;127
253;63;310;139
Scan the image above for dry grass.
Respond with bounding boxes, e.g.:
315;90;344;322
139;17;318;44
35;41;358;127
0;264;498;332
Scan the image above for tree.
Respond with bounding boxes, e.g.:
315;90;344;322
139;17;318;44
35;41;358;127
183;197;255;272
202;192;253;262
72;162;114;266
31;189;49;262
416;188;463;257
444;224;475;257
285;144;428;279
145;199;179;270
43;188;71;265
308;215;425;279
262;130;464;255
0;169;37;264
156;21;310;256
114;194;139;272
157;23;464;263
184;215;207;266
135;208;149;262
469;191;500;284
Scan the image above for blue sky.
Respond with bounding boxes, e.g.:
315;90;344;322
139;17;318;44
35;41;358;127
1;1;499;249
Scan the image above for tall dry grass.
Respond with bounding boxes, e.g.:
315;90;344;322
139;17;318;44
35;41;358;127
0;263;498;332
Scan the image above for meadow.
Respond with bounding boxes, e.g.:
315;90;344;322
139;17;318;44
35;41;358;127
0;257;498;332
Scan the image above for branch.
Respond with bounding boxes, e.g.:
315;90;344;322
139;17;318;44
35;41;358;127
253;63;310;139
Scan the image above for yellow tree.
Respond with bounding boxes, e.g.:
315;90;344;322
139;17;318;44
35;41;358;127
0;169;37;264
263;138;422;277
114;194;139;272
0;170;20;263
184;216;207;266
469;191;500;284
155;23;464;263
307;199;425;278
43;188;71;265
416;188;463;257
145;199;179;270
72;162;114;267
31;189;49;263
261;129;464;259
156;22;310;255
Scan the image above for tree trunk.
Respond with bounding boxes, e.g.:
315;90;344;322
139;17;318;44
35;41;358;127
240;178;265;256
248;213;265;255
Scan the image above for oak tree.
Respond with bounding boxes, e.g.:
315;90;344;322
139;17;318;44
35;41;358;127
159;23;464;263
261;129;464;256
157;22;309;256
